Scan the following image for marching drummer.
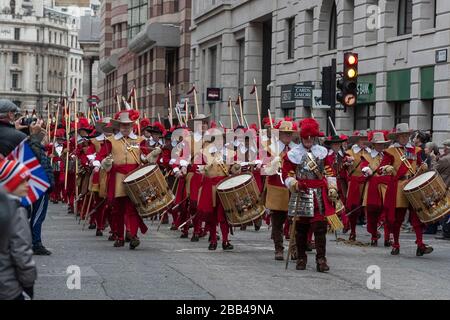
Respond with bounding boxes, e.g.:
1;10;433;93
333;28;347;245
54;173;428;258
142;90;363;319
379;123;433;256
197;127;236;251
95;109;158;250
360;131;392;247
345;130;371;242
261;119;297;261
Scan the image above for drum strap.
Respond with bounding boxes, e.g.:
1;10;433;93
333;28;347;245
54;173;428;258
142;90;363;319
121;138;141;165
395;147;416;177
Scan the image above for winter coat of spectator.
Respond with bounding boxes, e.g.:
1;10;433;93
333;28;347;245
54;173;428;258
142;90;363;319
0;100;27;157
424;142;441;170
431;139;450;186
0;159;37;300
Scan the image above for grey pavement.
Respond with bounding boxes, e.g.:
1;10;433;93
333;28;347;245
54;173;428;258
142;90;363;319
34;203;450;300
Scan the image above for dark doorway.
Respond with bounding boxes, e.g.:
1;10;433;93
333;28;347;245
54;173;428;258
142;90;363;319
261;18;272;122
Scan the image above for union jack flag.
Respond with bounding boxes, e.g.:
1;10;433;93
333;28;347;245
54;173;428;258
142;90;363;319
7;139;50;206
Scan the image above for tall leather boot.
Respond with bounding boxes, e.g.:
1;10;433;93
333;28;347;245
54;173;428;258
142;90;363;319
295;223;310;270
314;221;329;272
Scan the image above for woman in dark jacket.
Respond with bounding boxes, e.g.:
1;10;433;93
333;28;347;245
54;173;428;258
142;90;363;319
0;161;37;300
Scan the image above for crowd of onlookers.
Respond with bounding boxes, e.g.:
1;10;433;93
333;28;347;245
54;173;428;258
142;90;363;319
1;99;55;300
1;97;450;300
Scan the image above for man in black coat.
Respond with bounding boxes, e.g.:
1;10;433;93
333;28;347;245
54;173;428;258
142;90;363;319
0;99;27;157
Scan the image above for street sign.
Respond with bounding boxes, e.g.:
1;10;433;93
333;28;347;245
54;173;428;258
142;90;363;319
312;89;327;109
436;49;447;63
87;95;100;106
280;84;314;109
357;82;373;96
206;88;221;101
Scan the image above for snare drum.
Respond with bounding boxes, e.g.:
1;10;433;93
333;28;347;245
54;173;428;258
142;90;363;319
123;164;175;218
403;171;450;224
216;173;266;226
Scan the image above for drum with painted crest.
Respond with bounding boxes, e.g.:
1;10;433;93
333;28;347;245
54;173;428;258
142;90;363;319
403;171;450;224
123;164;175;218
216;173;266;226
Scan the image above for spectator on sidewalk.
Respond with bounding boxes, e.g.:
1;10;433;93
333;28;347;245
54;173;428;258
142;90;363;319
431;139;450;240
0;100;27;157
0;160;37;300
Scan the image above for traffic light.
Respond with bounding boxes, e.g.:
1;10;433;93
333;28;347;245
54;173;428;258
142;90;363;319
337;52;358;108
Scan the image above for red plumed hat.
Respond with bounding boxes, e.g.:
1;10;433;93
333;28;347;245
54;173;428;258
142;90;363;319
151;121;167;136
55;128;66;138
299;118;320;139
140;118;151;129
78;117;91;131
210;121;217;129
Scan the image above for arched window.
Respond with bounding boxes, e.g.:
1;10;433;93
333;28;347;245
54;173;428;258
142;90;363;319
329;2;337;50
398;0;412;35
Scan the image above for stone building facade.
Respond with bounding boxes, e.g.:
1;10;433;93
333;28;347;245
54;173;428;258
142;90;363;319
190;0;450;144
99;0;192;122
0;0;85;114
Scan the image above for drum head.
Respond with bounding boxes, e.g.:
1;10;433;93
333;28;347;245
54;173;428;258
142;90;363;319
123;165;157;183
404;171;436;191
217;174;252;191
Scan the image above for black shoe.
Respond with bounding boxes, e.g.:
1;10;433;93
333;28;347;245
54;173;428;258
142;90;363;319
296;259;307;270
208;243;217;251
275;251;284;261
384;240;392;247
391;247;400;255
88;224;96;230
306;243;313;252
349;233;356;242
371;240;378;247
254;225;261;232
180;233;188;239
316;258;330;273
240;225;247;231
96;230;103;237
114;240;125;247
222;242;234;251
416;245;433;257
125;232;132;243
108;234;116;242
170;225;178;231
33;245;52;256
191;235;200;242
129;238;140;250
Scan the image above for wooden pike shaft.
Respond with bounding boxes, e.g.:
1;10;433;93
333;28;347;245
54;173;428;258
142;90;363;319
228;97;233;129
253;79;262;131
50;104;60;166
168;84;174;127
268;109;274;129
74;90;79;217
238;94;245;126
64;99;70;190
133;90;141;136
193;87;199;116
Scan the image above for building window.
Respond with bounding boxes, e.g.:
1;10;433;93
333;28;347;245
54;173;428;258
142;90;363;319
12;52;19;64
49;31;52;43
329;2;337;50
287;17;295;60
433;0;437;28
394;102;410;126
60;33;62;45
11;73;19;90
209;46;217;87
127;0;148;39
354;105;376;130
174;0;179;12
283;108;295;118
238;39;245;95
122;74;128;97
166;49;177;87
14;28;20;40
398;0;413;35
